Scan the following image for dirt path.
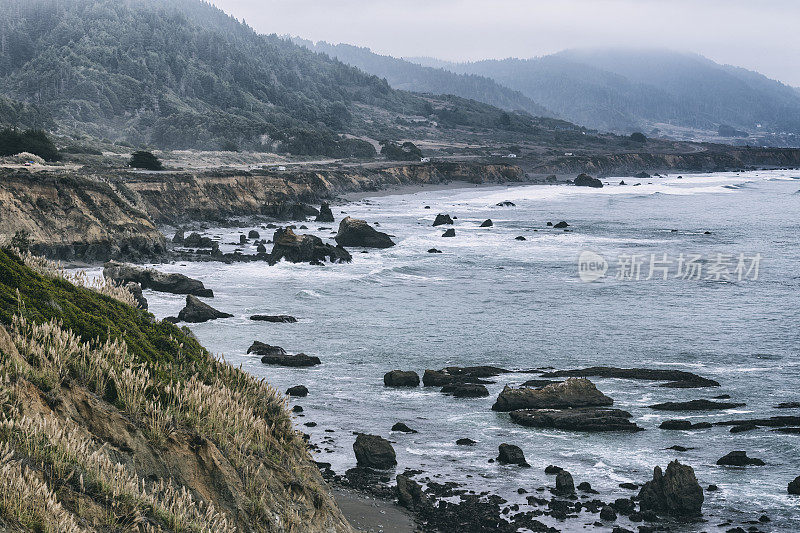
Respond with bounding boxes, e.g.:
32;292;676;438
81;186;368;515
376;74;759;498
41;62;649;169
333;488;419;532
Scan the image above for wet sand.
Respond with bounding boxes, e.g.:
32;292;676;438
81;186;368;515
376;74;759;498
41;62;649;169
333;488;418;532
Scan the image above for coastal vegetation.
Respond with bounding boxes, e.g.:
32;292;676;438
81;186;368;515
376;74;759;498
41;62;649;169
0;248;349;531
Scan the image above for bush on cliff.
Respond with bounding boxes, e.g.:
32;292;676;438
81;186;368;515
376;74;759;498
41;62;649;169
380;140;423;161
0;128;60;161
0;249;349;531
129;150;164;170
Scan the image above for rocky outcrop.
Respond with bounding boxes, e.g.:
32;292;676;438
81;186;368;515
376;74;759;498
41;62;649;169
650;399;745;411
335;217;395;248
246;341;286;356
441;228;455;237
384;370;420;387
789;476;800;495
574;173;603;188
496;443;529;467
440;383;489;398
250;314;298;323
353;434;396;469
541;366;720;388
554;471;575;495
432;214;454;226
638;461;704;516
315;202;335;222
261;353;321;367
423;366;508;386
397;474;425;509
509;407;642;432
261;201;319;221
269;227;352;264
492;378;613;411
104;261;213;297
286;385;308;397
391;422;416;433
177;295;233;323
659;419;712;430
716;451;765;466
552;221;569;228
480;219;493;227
124;281;148;309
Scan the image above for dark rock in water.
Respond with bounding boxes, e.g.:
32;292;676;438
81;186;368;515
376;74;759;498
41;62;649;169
480;219;493;227
619;180;626;185
777;402;800;408
292;405;303;413
666;445;691;452
706;484;717;491
262;201;318;221
269;227;352;264
650;399;745;411
634;171;651;179
553;221;569;229
177;295;232;323
250;314;298;323
424;205;431;209
619;482;638;490
497;443;529;467
391;422;417;433
286;385;308;397
514;235;526;240
247;341;286;356
714;415;800;429
545;465;563;474
574;173;603;188
599;505;617;521
703;231;712;235
456;438;476;446
638;460;703;516
541;366;719;387
397;474;424;509
522;379;562;389
716;451;765;466
509;407;642;432
384;370;420;387
124;281;148;309
104;261;213;297
239;234;248;244
441;383;489;398
577;481;597;494
172;229;185;243
183;232;216;248
256;243;266;254
660;419;712;430
546;221;553;226
353;434;396;469
555;470;574;495
612;498;635;515
789;476;800;495
315;202;335;222
433;214;454;226
493;378;613;411
423;366;509;386
335;217;395;248
427;248;442;253
248;229;260;239
261;353;321;367
442;228;456;237
496;201;515;207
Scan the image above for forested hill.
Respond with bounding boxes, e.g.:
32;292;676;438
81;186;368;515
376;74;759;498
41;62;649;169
0;0;429;152
294;38;554;120
409;49;800;138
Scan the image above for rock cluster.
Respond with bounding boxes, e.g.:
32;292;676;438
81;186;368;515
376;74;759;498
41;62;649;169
268;227;352;264
384;370;420;387
492;378;613;411
574;173;603;188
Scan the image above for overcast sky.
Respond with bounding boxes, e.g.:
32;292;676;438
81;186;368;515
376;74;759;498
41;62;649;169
209;0;800;86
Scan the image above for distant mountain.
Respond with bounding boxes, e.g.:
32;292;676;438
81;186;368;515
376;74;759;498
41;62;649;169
293;39;554;119
407;49;800;136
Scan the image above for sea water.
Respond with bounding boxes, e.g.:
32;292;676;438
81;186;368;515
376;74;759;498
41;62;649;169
134;170;799;531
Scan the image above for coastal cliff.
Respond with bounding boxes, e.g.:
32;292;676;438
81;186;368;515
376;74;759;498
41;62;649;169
0;249;352;532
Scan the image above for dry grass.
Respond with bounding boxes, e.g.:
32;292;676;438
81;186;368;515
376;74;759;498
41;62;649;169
0;251;326;531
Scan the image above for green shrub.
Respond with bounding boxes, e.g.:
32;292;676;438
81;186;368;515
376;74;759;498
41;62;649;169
129;151;164;170
0;128;60;161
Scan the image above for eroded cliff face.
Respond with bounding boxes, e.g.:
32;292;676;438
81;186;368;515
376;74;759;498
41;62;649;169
0;171;165;262
122;163;524;224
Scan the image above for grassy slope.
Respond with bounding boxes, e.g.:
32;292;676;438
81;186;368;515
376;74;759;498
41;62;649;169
0;249;350;532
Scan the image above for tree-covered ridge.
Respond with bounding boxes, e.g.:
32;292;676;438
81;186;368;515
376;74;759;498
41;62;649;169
295;39;554;119
409;49;800;136
0;0;423;151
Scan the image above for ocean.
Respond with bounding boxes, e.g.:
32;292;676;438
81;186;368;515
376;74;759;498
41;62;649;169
126;169;799;531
